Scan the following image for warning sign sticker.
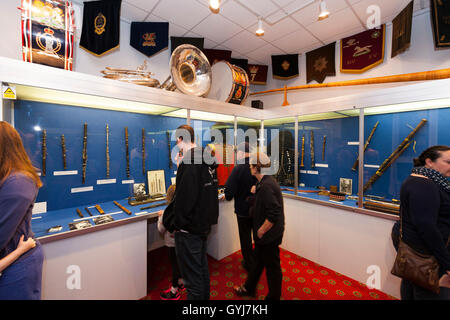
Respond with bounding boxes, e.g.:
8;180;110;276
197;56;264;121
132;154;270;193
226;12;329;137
3;86;16;99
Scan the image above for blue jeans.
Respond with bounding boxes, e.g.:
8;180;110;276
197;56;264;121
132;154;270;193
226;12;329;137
0;243;44;300
401;279;450;300
174;232;210;300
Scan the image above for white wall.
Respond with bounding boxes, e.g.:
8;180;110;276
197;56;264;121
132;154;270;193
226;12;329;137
2;2;448;109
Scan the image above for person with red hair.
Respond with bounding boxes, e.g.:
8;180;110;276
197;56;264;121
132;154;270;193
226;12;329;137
0;121;43;300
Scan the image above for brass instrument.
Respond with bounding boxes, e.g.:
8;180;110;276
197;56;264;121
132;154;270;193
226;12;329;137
125;127;130;179
142;128;145;175
82;123;88;184
363;119;427;191
310;130;315;168
159;44;212;97
300;134;305;167
322;135;326;161
106;124;110;178
352;121;379;171
41;129;47;176
100;61;160;87
61;134;67;170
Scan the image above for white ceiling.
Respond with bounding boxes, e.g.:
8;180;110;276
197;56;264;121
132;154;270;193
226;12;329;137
84;0;429;65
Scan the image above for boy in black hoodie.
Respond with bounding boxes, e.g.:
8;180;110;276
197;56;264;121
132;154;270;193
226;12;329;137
169;124;219;300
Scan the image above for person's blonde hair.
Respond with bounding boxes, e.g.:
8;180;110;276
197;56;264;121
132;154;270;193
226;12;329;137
0;121;42;188
166;184;176;203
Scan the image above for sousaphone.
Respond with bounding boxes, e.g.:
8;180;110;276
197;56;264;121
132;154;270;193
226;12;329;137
159;44;212;97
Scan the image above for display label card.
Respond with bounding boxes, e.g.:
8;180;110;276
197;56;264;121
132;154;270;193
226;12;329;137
33;201;47;214
71;186;94;193
97;179;117;184
347;141;359;145
315;163;328;168
54;170;78;176
364;164;380;168
122;180;135;184
307;170;319;175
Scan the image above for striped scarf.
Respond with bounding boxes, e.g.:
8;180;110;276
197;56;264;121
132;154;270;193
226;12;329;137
411;166;450;193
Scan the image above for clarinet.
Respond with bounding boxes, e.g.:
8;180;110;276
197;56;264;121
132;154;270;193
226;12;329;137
42;129;47;176
363;119;427;191
322;135;326;161
310;130;315;168
61;134;67;170
125;127;130;179
300;134;305;167
352;121;379;171
82;123;88;183
106;124;110;178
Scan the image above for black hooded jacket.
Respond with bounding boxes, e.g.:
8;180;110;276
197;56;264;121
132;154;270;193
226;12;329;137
169;146;219;235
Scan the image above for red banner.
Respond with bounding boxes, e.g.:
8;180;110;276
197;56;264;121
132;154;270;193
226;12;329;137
340;25;385;73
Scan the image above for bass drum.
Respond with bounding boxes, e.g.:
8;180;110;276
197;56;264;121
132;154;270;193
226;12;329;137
207;61;250;105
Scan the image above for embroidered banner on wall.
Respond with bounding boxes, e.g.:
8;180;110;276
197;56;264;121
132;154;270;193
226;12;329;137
203;48;231;65
130;22;169;57
306;42;336;83
391;1;413;58
247;64;268;85
271;54;299;79
431;0;450;48
340;24;385;73
170;36;204;53
79;0;122;56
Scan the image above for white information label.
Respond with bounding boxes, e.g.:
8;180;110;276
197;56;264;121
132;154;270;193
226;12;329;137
347;141;360;145
53;170;78;176
307;170;319;175
71;186;94;193
315;163;328;168
122;180;135;184
97;179;117;184
364;164;380;168
33;201;47;214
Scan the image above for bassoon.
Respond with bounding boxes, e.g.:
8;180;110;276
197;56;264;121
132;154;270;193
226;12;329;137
61;134;67;170
42;129;47;176
125;127;130;178
352;121;379;171
106;124;110;178
363;119;427;191
82;123;87;183
142;128;145;175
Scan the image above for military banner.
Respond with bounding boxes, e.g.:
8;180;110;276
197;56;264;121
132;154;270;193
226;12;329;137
247;64;268;85
431;0;450;48
340;24;385;73
21;0;75;70
170;36;204;53
231;58;248;73
306;42;335;83
130;22;169;57
203;48;231;65
79;0;122;56
391;1;413;58
271;54;299;79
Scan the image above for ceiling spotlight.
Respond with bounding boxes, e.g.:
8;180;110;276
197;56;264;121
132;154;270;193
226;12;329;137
318;0;330;21
255;18;264;37
209;0;220;14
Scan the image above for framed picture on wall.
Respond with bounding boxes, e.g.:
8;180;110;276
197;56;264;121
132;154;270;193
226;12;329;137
339;178;352;195
147;169;166;196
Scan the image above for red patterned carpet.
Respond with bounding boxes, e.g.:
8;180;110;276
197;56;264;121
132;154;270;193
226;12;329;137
144;246;397;300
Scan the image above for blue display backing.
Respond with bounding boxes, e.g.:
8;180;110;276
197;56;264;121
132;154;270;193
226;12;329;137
14;100;216;211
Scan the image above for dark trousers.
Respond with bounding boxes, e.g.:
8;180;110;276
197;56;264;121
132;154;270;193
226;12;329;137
175;231;210;300
0;244;43;300
401;279;450;300
236;215;255;271
168;246;182;288
244;238;282;300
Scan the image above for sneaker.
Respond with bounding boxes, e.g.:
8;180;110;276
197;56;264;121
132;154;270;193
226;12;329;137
160;287;181;300
234;284;255;297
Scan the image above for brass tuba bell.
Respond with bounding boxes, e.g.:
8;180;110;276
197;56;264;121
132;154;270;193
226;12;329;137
159;44;212;97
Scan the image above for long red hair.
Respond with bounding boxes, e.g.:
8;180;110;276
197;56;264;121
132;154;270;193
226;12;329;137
0;121;42;188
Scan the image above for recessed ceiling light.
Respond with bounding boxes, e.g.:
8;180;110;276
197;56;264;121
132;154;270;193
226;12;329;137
256;18;264;37
209;0;220;14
